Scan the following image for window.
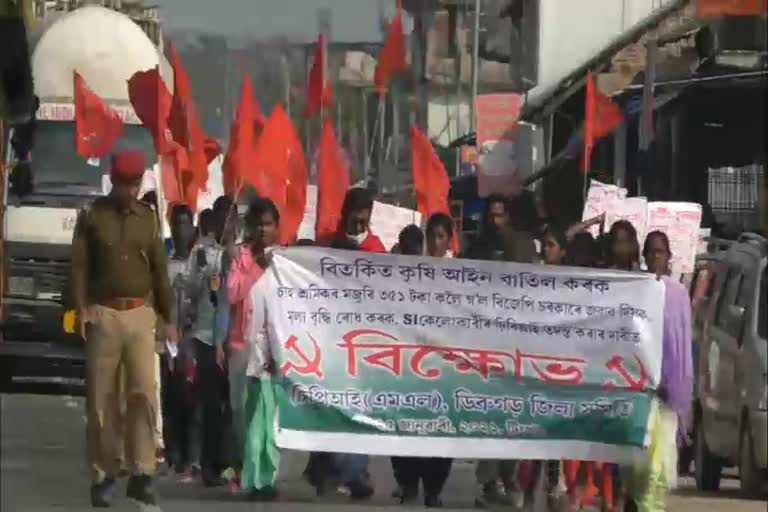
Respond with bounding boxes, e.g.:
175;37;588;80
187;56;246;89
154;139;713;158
12;121;154;196
715;267;743;338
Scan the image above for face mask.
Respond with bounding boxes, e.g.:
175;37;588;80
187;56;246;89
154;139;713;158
348;231;368;245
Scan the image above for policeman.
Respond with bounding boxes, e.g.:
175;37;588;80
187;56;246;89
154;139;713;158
71;150;177;507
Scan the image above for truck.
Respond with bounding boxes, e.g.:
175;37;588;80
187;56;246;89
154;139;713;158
1;5;171;392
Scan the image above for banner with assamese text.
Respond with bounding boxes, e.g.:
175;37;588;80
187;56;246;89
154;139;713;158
262;247;666;463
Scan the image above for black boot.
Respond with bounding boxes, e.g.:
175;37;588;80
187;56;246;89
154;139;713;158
90;478;116;508
248;485;278;502
399;485;418;505
126;474;156;506
425;494;444;508
348;479;374;500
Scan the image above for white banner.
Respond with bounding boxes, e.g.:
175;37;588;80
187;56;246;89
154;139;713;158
262;247;666;461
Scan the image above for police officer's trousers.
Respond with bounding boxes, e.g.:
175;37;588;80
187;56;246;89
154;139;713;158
86;305;157;483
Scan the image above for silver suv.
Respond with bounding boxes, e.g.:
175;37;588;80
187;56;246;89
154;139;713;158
694;233;767;498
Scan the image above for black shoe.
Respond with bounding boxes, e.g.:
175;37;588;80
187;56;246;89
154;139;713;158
126;474;156;506
348;480;374;500
90;478;116;508
201;469;225;488
248;486;277;502
425;494;443;508
399;485;418;505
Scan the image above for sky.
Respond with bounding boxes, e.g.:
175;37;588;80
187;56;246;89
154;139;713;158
154;0;399;43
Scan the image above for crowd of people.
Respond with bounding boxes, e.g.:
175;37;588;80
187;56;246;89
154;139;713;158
76;150;692;512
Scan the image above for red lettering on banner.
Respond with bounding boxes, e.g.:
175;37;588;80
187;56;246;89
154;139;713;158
441;348;508;380
281;333;324;379
514;350;586;385
603;354;648;392
338;329;401;377
339;329;513;381
409;346;445;379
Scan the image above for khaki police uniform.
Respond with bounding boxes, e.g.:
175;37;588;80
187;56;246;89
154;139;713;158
71;195;173;483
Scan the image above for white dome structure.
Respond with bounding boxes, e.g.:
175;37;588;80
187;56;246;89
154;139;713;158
32;6;168;102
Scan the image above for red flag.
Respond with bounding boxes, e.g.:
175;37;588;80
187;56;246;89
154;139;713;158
127;67;172;155
248;104;307;244
222;73;259;196
159;145;185;206
411;124;459;253
74;72;124;158
204;137;221;164
304;33;334;118
316;117;350;242
374;0;407;93
697;0;767;17
583;71;623;173
167;44;208;191
411;124;449;219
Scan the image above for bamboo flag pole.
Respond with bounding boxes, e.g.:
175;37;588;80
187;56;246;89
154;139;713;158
376;93;385;194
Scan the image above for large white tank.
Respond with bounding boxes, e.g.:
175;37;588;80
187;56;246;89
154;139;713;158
31;5;171;102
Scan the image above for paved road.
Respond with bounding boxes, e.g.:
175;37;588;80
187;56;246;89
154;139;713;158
1;393;765;512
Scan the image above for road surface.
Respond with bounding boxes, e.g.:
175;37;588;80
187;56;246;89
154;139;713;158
1;393;765;511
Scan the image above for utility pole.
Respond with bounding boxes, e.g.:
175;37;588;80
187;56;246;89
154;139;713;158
362;88;369;183
470;0;481;134
281;54;291;117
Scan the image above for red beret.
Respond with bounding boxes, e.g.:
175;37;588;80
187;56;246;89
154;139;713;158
110;150;145;179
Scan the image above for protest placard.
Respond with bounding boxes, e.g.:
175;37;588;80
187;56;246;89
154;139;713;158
582;182;702;274
261;247;665;463
582;180;627;237
647;202;702;274
614;196;648;246
370;201;422;251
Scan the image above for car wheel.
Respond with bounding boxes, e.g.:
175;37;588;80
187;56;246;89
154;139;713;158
695;423;722;492
739;425;763;499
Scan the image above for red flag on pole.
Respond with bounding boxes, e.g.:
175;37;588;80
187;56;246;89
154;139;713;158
203;137;222;164
159;143;187;205
411;124;449;218
316;117;350;243
697;0;767;17
411;124;459;253
74;72;124;159
248;104;307;244
222;73;260;196
167;44;208;191
374;0;408;94
304;33;333;118
582;71;623;173
127;66;172;155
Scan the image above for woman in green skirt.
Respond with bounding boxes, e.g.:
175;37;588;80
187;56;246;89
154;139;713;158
241;198;281;501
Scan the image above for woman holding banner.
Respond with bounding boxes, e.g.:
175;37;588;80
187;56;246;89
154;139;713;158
389;214;456;508
240;198;281;501
623;231;693;512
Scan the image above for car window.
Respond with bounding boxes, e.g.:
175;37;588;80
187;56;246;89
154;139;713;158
759;266;766;340
715;268;743;337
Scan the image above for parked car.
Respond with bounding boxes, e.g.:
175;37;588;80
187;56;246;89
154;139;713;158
678;254;725;475
694;233;767;498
